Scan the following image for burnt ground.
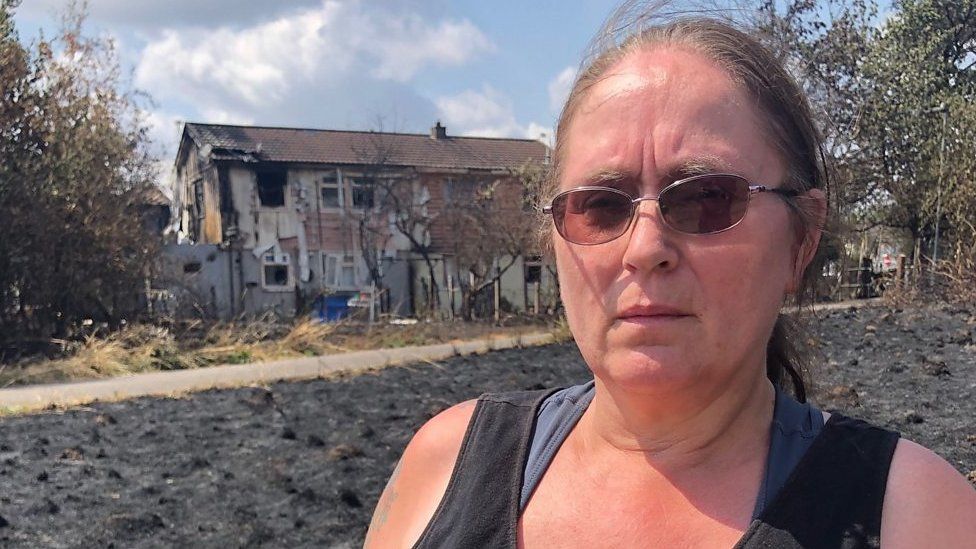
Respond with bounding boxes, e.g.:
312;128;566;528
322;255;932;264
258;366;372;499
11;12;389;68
0;303;973;548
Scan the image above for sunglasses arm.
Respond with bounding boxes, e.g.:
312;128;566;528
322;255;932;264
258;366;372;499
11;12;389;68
750;185;800;198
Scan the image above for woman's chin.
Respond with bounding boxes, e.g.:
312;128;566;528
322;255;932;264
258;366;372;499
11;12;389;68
589;347;703;395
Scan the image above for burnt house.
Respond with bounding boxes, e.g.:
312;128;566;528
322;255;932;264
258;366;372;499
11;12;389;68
170;121;553;319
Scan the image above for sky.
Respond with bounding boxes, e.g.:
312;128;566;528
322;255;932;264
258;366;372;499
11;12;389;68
12;0;624;172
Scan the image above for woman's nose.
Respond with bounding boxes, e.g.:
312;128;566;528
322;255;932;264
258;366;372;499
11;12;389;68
620;200;680;273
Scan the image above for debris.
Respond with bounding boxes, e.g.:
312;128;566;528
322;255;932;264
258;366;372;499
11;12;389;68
306;435;325;447
298;488;319;503
338;489;362;508
94;414;117;426
327;444;364;462
904;411;924;424
920;357;951;377
60;447;85;461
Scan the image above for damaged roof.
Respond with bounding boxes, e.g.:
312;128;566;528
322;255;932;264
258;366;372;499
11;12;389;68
182;122;548;170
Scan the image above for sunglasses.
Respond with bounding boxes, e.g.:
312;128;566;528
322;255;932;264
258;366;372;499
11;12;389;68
543;173;798;245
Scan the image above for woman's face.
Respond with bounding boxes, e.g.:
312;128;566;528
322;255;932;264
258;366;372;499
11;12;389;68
555;47;814;397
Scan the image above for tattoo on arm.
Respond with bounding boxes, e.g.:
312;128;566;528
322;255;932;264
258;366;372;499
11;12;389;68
364;458;404;548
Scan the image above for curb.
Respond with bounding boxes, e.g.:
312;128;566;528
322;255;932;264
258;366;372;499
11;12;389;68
0;298;883;414
0;332;557;413
807;297;884;312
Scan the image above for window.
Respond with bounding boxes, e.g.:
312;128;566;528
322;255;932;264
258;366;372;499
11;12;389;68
525;256;543;284
262;252;291;289
264;264;289;286
350;177;375;209
193;177;205;215
444;177;474;204
320;171;340;208
322;253;358;288
339;256;356;287
256;169;287;207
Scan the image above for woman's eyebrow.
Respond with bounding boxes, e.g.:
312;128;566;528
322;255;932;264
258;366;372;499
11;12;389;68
665;156;734;178
579;169;631;186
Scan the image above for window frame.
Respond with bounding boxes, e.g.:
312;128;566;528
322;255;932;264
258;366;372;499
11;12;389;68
349;176;376;210
322;252;359;290
255;168;288;208
261;251;293;291
320;170;342;210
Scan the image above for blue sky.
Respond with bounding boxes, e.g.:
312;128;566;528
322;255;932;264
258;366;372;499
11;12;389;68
13;0;623;166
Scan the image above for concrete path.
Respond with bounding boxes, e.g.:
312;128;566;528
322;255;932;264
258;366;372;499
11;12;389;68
0;298;884;413
0;333;556;413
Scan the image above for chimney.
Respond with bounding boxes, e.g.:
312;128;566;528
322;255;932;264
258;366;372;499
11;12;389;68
430;121;447;140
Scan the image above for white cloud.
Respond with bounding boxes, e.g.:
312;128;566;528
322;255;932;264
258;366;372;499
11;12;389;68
524;122;553;145
362;17;495;82
436;86;550;142
132;0;492;163
136;1;492;103
548;66;577;113
17;0;450;30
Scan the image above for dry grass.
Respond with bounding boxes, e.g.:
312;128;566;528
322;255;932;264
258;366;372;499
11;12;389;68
0;315;564;388
884;254;976;309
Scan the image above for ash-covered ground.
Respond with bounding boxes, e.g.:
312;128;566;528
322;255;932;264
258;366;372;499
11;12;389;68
0;304;973;548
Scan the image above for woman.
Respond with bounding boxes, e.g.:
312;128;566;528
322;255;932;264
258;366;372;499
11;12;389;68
364;10;976;549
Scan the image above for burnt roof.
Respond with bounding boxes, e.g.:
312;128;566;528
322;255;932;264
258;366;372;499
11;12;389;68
182;122;548;171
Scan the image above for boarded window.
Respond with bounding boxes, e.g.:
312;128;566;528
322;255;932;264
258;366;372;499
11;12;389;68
256;169;287;207
321;172;340;208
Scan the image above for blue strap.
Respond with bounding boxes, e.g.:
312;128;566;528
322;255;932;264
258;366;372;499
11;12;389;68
519;382;824;518
519;380;595;510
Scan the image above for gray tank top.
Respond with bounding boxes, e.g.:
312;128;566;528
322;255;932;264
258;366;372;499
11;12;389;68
519;381;825;518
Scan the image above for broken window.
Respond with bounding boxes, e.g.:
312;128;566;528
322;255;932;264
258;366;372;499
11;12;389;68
262;252;291;288
350;177;375;209
256;169;287;207
264;265;289;286
321;171;340;208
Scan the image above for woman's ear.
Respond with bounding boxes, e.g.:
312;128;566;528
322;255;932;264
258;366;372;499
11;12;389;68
787;188;827;295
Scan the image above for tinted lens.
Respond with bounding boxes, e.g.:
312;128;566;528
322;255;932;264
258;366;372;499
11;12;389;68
660;174;750;234
552;188;634;244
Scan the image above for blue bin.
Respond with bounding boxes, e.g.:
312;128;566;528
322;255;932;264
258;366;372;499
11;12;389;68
322;295;351;321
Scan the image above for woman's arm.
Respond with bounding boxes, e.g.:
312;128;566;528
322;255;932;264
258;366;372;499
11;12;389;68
881;438;976;547
364;399;478;549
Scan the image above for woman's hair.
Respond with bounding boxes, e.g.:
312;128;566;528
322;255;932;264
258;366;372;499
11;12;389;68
543;1;830;401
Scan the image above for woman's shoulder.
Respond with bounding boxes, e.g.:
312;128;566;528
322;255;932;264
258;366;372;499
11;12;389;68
364;399;478;549
881;437;976;547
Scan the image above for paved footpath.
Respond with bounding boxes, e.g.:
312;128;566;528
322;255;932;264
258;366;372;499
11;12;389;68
0;333;556;412
0;298;882;413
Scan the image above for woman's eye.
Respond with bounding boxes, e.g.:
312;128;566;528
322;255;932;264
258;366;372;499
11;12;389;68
698;187;729;201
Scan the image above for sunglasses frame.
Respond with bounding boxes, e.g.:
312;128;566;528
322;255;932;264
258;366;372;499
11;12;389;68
542;173;799;245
